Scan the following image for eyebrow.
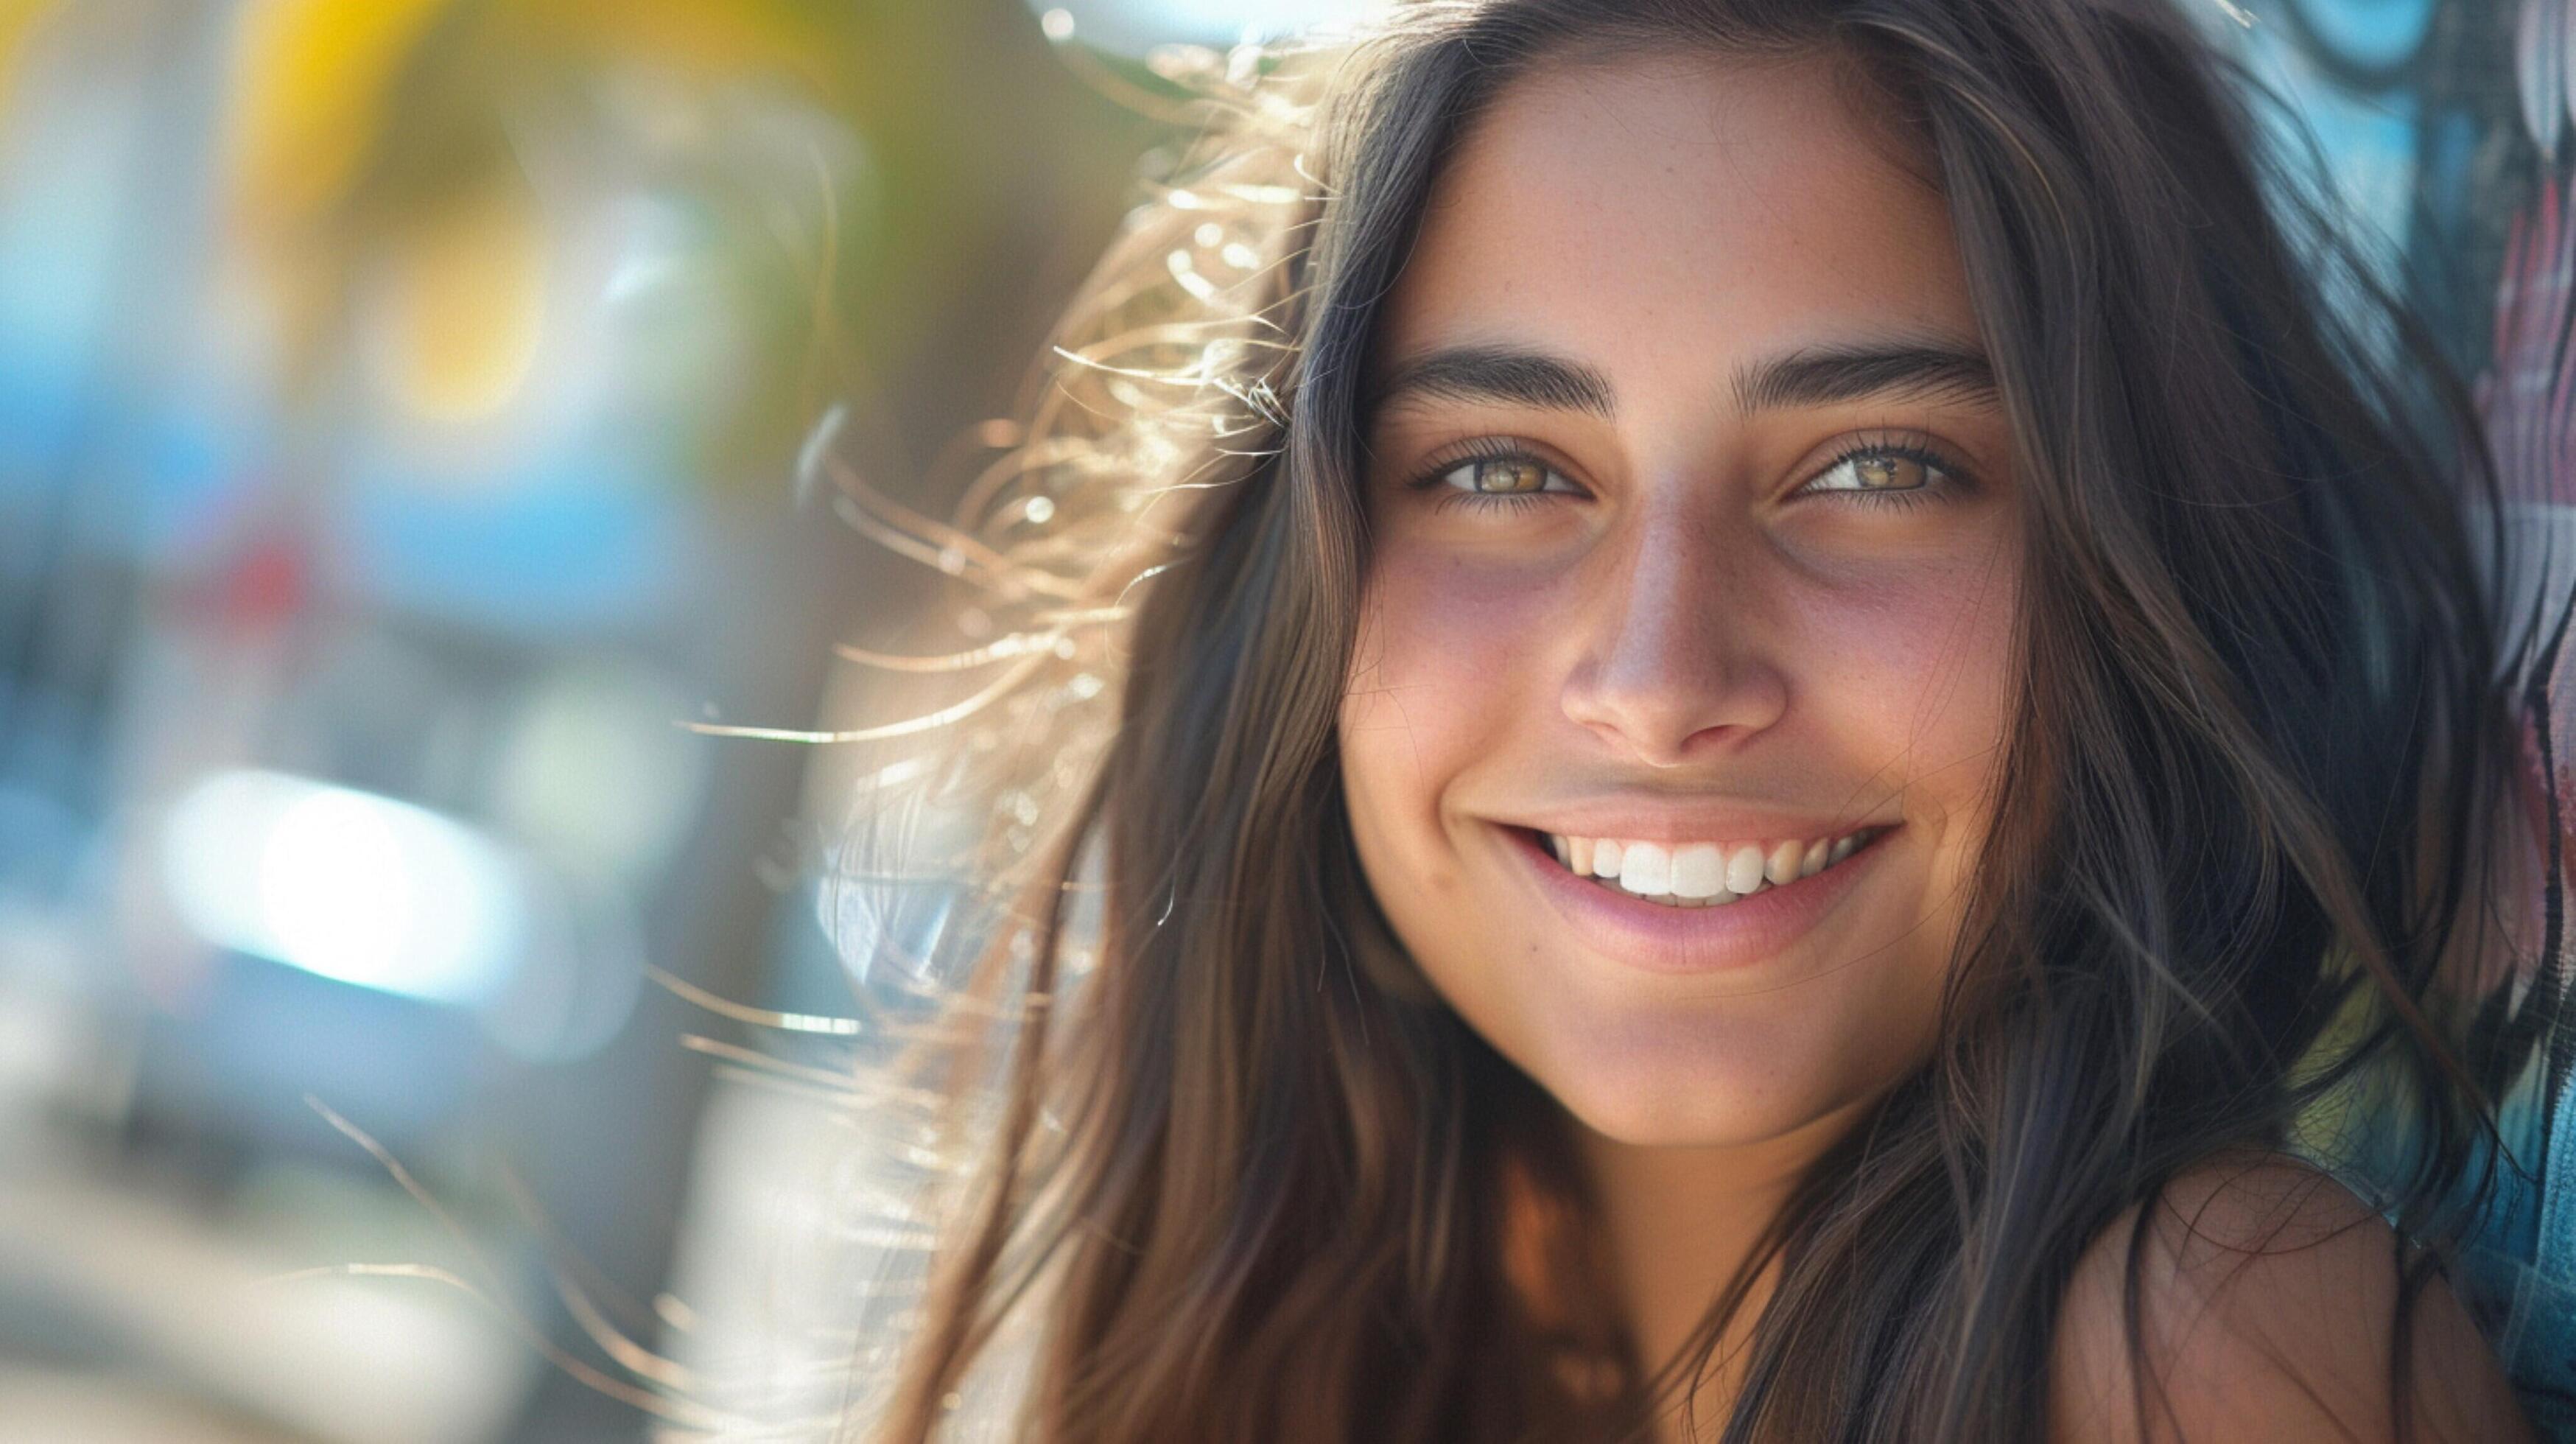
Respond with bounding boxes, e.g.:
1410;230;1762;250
1368;346;1618;421
1364;338;1999;424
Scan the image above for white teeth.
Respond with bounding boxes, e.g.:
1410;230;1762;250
1724;843;1767;895
1617;841;1671;896
1669;843;1725;899
1539;826;1883;907
1765;838;1804;886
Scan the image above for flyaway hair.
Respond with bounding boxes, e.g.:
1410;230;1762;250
703;2;2555;1439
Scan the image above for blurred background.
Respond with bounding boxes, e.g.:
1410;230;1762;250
0;1;2548;1440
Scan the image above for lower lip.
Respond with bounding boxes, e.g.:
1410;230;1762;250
1502;824;1895;975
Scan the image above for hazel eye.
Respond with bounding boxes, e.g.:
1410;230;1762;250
1438;455;1566;495
1812;450;1933;494
1794;441;1973;511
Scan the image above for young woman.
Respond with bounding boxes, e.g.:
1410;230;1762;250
820;0;2549;1438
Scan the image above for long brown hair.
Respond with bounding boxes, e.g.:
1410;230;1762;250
829;1;2533;1438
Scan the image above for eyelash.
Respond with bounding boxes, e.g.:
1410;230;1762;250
1405;437;1573;515
1404;433;1975;514
1806;438;1968;513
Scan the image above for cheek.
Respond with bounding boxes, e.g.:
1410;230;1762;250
1339;543;1562;833
1807;556;2017;1094
1804;545;2020;824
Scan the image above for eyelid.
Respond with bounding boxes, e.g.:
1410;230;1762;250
1792;430;1979;500
1403;435;1589;498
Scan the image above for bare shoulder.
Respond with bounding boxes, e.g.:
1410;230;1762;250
2046;1149;2533;1443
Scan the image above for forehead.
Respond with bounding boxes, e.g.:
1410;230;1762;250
1374;52;1978;385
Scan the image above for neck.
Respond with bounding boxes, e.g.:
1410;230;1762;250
1572;1096;1879;1443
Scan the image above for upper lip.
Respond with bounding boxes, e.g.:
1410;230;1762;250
1492;802;1895;844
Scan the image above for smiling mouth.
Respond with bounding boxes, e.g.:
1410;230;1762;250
1520;824;1896;908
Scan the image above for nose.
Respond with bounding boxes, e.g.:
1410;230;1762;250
1559;505;1789;767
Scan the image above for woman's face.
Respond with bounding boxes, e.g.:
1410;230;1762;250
1341;52;2022;1150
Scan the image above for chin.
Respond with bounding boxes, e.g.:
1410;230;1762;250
1515;1031;1844;1155
1557;1098;1770;1149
